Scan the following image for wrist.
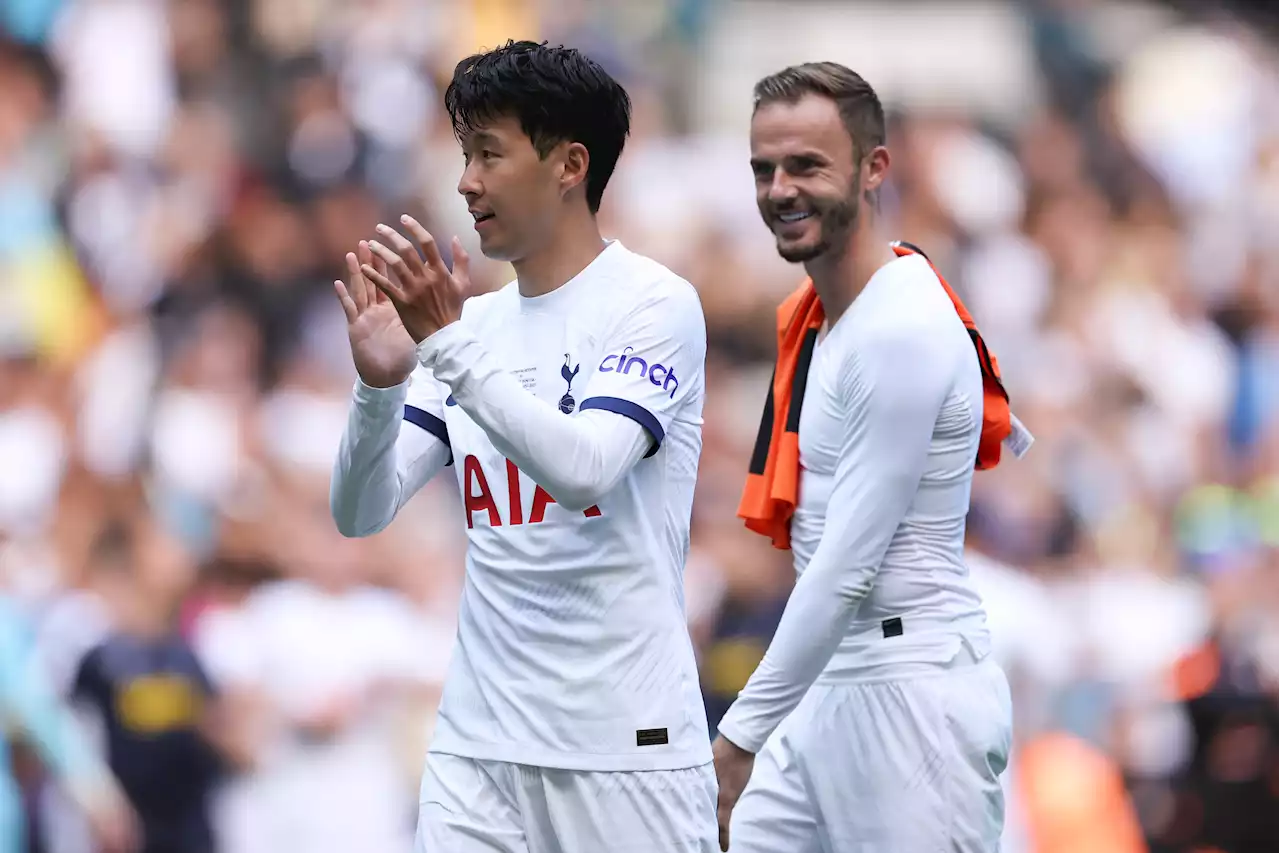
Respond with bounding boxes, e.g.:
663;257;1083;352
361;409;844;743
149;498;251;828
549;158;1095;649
355;360;413;389
356;370;411;390
407;312;461;346
415;320;468;369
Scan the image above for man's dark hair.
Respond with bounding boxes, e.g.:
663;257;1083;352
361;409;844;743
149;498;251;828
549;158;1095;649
753;62;885;161
444;40;632;214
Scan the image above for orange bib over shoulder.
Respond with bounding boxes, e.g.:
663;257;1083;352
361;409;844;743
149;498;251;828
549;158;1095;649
738;241;1027;550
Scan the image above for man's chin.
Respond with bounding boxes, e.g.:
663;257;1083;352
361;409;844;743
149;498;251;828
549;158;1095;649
477;236;518;264
776;238;827;264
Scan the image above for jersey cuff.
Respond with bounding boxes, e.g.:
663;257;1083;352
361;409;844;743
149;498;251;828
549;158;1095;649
416;321;472;370
404;405;453;465
352;377;409;414
579;396;664;458
714;714;766;755
355;375;411;397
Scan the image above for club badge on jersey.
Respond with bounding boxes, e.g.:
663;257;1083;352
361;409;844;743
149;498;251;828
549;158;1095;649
559;354;580;413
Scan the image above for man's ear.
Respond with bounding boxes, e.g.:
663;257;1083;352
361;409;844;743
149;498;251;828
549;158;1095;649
558;141;590;198
863;144;891;193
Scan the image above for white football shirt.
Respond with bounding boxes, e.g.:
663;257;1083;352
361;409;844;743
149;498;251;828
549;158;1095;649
718;253;997;753
332;240;712;771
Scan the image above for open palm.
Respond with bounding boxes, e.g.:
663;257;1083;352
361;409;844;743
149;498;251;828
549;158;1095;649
334;241;418;388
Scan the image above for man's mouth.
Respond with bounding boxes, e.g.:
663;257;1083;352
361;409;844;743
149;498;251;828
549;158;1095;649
471;211;495;224
775;210;814;224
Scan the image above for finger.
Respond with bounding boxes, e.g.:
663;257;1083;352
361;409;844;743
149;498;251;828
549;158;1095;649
359;241;387;305
375;222;425;274
367;239;411;287
357;242;378;307
334;280;358;323
345;252;367;312
451;236;472;290
717;792;735;852
361;262;404;303
366;238;401;267
372;253;390;302
400;215;446;272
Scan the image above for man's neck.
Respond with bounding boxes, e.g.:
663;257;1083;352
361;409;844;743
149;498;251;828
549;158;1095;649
513;212;607;298
804;223;896;324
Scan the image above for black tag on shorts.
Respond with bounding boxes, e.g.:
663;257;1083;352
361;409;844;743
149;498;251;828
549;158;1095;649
636;728;669;747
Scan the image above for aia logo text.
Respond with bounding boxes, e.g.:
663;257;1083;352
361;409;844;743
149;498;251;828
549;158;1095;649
463;455;601;527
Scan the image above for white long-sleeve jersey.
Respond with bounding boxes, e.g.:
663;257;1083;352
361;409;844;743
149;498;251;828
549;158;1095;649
331;241;713;771
717;253;996;754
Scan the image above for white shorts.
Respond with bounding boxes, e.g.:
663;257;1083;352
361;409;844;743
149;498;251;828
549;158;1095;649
729;653;1013;853
415;753;719;852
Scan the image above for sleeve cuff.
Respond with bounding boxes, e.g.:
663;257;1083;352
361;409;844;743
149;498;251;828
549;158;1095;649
578;396;665;457
714;712;767;755
416;322;474;371
352;376;409;410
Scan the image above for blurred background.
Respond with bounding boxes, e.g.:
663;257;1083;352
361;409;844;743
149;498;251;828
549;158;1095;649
0;0;1275;852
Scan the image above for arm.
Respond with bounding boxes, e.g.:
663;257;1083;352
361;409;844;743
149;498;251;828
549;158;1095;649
417;283;706;512
359;220;705;512
329;369;453;537
3;635;121;819
417;324;652;512
715;326;954;753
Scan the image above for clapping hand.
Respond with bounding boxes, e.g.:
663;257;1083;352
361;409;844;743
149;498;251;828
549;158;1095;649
363;216;471;344
333;240;418;388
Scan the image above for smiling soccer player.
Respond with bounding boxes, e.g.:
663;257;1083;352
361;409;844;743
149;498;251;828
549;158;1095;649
713;62;1032;853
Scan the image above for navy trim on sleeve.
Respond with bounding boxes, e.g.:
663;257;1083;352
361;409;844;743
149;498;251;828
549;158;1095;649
579;396;664;458
404;405;454;466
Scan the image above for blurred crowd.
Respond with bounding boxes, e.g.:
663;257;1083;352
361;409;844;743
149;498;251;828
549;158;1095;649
0;1;1275;852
